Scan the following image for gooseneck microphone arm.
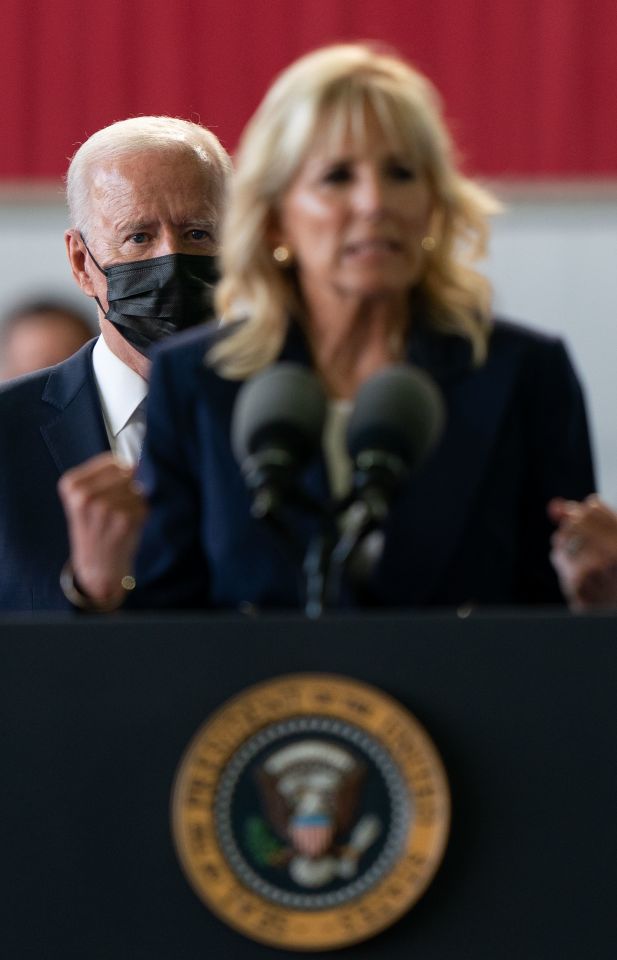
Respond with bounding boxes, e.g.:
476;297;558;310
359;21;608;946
325;451;407;607
326;366;446;608
232;364;332;610
240;447;311;568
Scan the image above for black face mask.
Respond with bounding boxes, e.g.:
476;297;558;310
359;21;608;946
81;236;218;355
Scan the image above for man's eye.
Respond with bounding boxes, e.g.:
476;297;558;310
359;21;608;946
129;233;148;244
188;229;210;241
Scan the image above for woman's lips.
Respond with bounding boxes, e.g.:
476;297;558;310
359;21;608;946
344;238;402;256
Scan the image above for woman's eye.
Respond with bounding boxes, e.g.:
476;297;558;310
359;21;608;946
388;162;416;181
322;165;351;184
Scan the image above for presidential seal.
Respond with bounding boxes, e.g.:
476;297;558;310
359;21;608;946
171;674;450;951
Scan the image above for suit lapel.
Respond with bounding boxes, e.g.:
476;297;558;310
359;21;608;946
39;339;110;475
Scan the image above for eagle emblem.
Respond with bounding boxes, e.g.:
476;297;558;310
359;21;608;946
172;675;450;950
246;738;381;888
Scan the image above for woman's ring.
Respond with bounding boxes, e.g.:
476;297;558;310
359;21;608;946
565;534;584;556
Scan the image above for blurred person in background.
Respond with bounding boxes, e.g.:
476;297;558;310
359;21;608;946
0;297;95;381
0;115;231;611
61;43;595;612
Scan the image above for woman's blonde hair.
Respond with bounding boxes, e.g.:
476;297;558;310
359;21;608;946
213;43;500;378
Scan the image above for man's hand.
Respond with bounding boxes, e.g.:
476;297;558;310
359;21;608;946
58;452;148;609
548;494;617;610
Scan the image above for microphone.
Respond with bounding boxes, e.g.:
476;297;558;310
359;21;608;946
346;363;445;521
232;363;327;520
327;364;445;603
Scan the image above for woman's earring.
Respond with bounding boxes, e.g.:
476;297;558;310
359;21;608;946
272;244;291;264
421;236;436;252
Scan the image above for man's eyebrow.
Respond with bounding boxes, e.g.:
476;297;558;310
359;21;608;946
114;217;217;233
114;220;156;234
176;216;217;227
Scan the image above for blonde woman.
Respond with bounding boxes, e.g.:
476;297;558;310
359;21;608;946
61;44;594;611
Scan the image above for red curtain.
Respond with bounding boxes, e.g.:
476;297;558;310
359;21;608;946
1;0;616;180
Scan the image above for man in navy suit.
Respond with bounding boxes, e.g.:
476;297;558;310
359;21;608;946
0;116;231;610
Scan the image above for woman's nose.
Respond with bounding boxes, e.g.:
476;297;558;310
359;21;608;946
352;171;387;215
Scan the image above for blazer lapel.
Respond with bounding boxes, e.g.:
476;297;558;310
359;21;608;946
384;324;526;602
39;339;110;475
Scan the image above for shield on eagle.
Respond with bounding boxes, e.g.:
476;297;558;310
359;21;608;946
256;739;366;861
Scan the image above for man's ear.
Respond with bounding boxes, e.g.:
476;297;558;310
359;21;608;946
65;230;96;297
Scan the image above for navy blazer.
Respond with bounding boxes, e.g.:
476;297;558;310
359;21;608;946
134;318;595;611
0;340;109;610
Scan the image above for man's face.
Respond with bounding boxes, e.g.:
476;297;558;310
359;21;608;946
79;145;220;312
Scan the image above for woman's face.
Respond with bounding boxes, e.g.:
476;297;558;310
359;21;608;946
275;109;433;307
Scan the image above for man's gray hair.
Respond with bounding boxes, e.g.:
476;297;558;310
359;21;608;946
66;115;232;235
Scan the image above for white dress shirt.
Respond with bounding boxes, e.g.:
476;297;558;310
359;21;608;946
91;336;148;465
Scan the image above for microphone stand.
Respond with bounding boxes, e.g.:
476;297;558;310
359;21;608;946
244;451;407;619
303;532;335;620
324;451;408;609
324;494;385;610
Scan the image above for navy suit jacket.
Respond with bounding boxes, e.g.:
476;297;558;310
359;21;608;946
134;318;595;611
0;340;109;610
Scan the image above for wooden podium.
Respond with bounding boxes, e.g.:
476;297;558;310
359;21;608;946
1;612;615;958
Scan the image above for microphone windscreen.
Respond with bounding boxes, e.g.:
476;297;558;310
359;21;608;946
346;364;445;470
232;363;326;467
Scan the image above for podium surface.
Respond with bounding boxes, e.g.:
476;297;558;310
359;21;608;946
1;611;615;958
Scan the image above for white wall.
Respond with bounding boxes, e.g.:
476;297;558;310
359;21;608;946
1;188;616;498
0;199;95;321
486;188;617;503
